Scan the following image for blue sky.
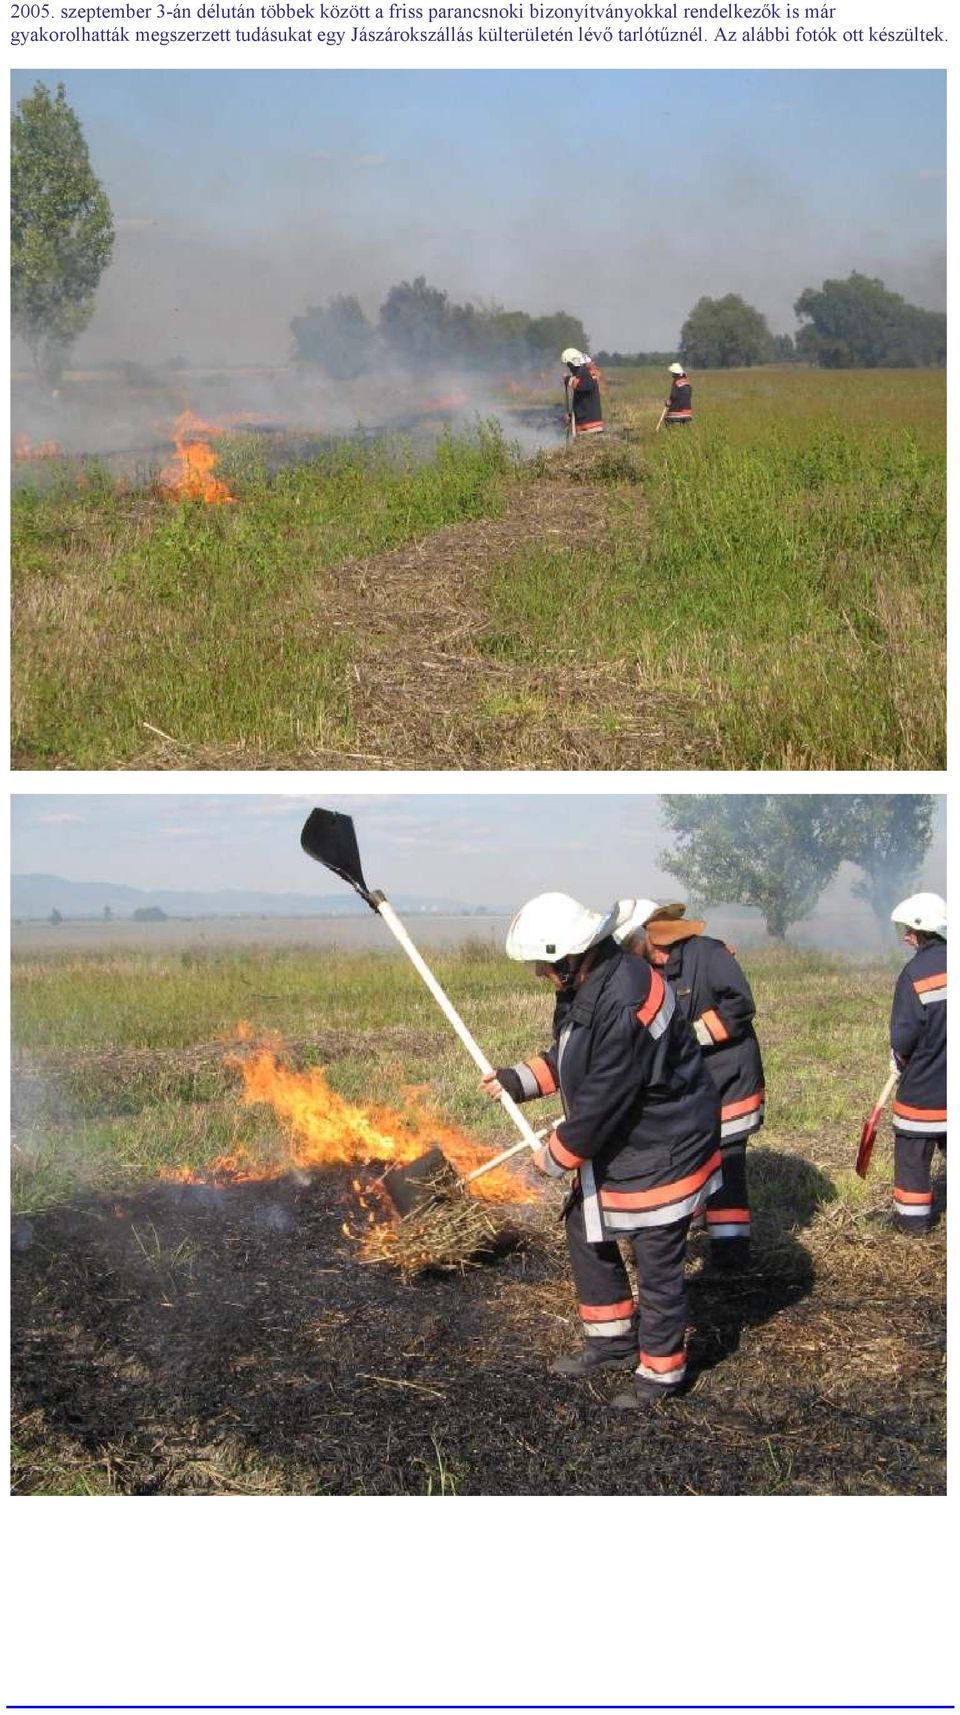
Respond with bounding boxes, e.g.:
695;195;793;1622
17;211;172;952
11;794;947;911
12;70;945;360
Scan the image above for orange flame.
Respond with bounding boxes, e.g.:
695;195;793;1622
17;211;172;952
422;391;469;412
14;433;60;461
165;1038;537;1214
160;409;235;504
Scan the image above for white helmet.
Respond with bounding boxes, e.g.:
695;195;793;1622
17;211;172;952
506;893;620;963
561;347;586;366
612;898;662;945
612;898;688;944
891;893;947;937
668;362;686;375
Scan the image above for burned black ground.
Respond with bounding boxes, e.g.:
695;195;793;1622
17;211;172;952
11;1156;945;1496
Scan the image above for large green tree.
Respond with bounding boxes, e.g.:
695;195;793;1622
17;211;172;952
659;796;849;939
12;81;115;387
794;273;946;368
679;293;774;368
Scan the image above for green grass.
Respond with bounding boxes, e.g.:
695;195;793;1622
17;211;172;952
12;940;903;1215
484;368;945;768
12;425;515;767
11;367;945;768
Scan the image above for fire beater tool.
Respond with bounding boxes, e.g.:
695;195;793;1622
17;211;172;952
300;808;547;1209
855;1068;899;1179
655;405;667;433
564;376;576;444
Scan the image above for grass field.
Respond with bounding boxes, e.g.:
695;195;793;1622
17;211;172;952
11;366;945;770
11;941;946;1495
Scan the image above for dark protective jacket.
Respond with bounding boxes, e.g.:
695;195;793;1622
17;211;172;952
655;935;765;1143
891;940;946;1135
666;377;692;420
567;360;603;431
500;938;721;1242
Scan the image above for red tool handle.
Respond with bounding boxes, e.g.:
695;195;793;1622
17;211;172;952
856;1069;899;1179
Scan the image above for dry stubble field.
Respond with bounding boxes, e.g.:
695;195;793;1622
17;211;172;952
11;940;946;1495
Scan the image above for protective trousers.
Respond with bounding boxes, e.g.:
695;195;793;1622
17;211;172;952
705;1141;751;1262
893;1132;944;1233
565;1187;691;1396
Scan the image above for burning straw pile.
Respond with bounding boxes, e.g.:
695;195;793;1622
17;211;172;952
173;1036;536;1278
360;1161;511;1280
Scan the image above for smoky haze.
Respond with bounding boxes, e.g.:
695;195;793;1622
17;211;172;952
11;70;946;434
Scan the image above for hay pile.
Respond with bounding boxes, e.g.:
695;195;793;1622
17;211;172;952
362;1172;511;1279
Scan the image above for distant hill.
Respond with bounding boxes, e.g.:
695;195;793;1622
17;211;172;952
11;874;500;921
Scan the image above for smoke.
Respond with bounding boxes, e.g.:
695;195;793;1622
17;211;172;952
11;69;944;447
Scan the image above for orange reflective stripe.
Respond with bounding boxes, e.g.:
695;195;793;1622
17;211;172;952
526;1055;558;1096
548;1129;585;1170
707;1208;750;1223
580;1299;634;1322
894;1187;934;1205
893;1102;947;1122
639;1349;685;1373
600;1148;722;1210
636;969;666;1028
914;973;946;993
701;1008;730;1043
720;1092;765;1120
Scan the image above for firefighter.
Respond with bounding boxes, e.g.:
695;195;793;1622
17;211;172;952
481;893;721;1408
664;361;693;426
889;893;947;1236
561;347;604;436
614;899;765;1269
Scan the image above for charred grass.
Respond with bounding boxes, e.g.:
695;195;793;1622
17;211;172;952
11;942;945;1495
12;369;945;771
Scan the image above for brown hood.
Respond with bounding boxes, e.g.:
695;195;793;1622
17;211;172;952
644;918;706;948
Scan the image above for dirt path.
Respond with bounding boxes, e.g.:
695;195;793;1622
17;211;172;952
322;460;698;769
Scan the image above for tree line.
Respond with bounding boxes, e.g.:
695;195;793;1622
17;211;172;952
674;279;945;370
660;796;936;942
291;280;589;378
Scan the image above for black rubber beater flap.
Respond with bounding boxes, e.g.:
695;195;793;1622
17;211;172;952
300;808;375;905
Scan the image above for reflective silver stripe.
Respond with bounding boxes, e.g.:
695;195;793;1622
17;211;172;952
556;1020;574;1083
892;1200;932;1217
514;1062;541;1101
721;1106;765;1139
646;984;676;1041
581;1160;604;1244
693;1018;712;1048
708;1222;751;1239
894;1116;947;1134
918;988;946;1005
583;1318;634;1339
637;1361;686;1386
603;1168;723;1231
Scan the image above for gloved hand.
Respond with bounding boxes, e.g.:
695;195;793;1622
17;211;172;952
531;1138;567;1179
889;1051;902;1078
481;1066;524;1102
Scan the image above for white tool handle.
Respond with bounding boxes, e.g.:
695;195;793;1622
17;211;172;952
375;898;542;1149
465;1123;556;1184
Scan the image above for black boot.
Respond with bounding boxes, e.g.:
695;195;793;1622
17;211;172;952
611;1376;683;1410
550;1345;636;1377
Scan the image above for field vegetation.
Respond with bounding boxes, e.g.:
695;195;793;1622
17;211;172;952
11;365;945;770
11;940;946;1495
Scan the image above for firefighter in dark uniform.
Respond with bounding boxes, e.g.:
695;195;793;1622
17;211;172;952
664;361;693;426
889;893;946;1235
481;893;721;1408
615;899;764;1269
561;347;604;435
